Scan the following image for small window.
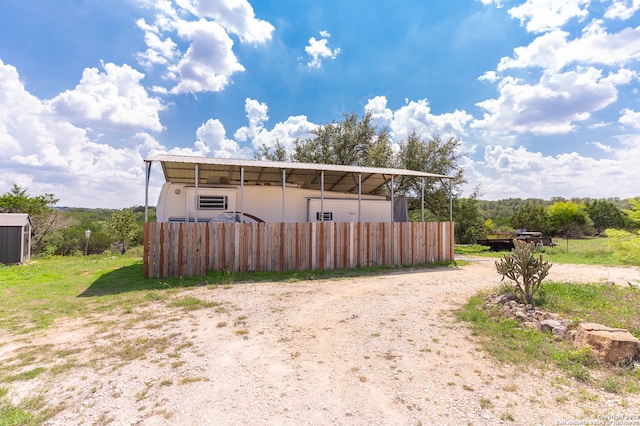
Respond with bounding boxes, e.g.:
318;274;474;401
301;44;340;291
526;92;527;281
198;195;228;210
316;212;333;221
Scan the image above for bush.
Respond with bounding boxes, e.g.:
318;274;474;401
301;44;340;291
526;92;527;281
604;229;640;265
495;240;552;305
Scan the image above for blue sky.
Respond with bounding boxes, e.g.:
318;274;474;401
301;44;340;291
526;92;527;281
1;0;639;208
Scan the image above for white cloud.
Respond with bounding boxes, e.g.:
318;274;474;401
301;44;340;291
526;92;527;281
365;96;473;143
249;115;318;152
188;0;275;44
604;0;640;20
497;24;640;72
233;98;318;152
473;142;640;200
0;60;155;208
48;62;166;132
589;141;613;152
234;98;269;142
476;0;503;7
508;0;590;33
619;108;640;129
472;67;634;136
305;31;341;68
136;0;273;94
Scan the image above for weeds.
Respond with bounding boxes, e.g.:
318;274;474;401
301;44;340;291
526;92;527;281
458;282;640;395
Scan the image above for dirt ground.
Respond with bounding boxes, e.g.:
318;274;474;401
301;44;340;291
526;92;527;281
2;257;640;425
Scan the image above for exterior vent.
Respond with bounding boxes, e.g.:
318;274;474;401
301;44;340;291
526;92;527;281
198;195;228;210
316;212;333;221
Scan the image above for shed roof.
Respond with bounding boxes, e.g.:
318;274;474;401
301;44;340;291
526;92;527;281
0;213;30;227
145;155;452;195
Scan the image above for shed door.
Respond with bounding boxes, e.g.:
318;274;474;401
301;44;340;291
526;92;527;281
0;226;21;264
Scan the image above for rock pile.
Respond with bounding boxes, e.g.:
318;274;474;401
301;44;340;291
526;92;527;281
483;292;640;363
484;292;570;337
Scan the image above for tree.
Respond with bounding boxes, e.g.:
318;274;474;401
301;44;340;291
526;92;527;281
585;200;627;234
509;202;549;234
547;201;593;238
106;208;140;252
0;184;72;252
254;139;289;161
256;113;467;221
292;111;393;167
453;187;486;244
395;132;466;220
622;197;640;225
495;240;552;305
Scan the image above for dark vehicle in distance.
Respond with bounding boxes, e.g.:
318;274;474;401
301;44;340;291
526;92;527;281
476;229;555;252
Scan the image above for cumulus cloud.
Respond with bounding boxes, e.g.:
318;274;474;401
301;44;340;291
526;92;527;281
508;0;590;33
136;0;273;94
619;108;640;129
0;60;155;208
305;31;341;68
473;67;635;136
474;141;640;200
365;96;473;142
497;24;640;72
48;62;166;133
234;98;317;152
604;0;640;20
234;98;269;142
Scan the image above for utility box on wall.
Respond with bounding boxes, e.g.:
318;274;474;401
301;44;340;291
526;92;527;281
0;213;31;264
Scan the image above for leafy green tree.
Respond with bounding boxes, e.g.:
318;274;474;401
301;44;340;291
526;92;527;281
585;200;627;234
0;184;72;252
256;112;466;222
547;201;593;237
453;187;486;244
254;139;289;161
106;208;140;252
604;228;640;265
509;202;549;234
292;111;392;167
395;132;466;220
622;197;640;225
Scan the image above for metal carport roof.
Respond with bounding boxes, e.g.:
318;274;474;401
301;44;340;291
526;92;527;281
145;154;452;195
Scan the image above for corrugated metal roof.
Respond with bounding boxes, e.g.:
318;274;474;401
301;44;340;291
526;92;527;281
146;154;451;195
0;213;30;227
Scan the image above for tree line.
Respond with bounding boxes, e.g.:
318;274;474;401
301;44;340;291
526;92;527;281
0;184;152;256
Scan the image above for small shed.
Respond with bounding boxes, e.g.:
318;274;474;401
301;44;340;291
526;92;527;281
0;213;31;264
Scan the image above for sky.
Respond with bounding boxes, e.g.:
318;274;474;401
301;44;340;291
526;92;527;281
1;0;640;209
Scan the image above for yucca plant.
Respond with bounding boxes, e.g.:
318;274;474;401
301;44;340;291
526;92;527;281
495;239;552;305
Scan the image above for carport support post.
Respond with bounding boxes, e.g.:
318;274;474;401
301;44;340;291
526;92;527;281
281;169;286;222
320;171;325;221
421;177;425;223
194;164;199;223
449;178;453;222
358;173;362;222
391;175;395;266
240;167;245;221
144;160;151;222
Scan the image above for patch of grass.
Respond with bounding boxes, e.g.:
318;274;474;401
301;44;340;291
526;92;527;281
457;237;631;266
170;296;220;311
3;367;46;383
179;376;208;385
458;282;640;395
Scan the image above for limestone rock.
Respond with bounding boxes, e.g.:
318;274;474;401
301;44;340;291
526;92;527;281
540;319;567;337
574;322;640;363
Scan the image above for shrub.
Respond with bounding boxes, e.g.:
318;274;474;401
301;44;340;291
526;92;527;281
495;240;552;305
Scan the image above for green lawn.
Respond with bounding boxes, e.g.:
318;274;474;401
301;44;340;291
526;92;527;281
456;236;631;266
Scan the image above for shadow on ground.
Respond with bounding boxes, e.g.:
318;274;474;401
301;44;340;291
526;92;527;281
78;263;209;297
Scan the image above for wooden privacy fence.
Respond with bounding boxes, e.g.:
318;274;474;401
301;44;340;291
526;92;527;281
143;221;454;278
